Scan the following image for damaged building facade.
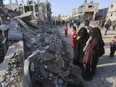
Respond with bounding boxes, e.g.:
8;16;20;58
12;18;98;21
107;1;116;21
72;0;99;20
4;0;52;22
98;8;108;20
0;1;83;87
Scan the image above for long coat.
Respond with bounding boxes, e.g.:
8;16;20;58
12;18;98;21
82;38;99;80
73;37;88;67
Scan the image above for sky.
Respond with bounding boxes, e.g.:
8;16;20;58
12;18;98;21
3;0;115;16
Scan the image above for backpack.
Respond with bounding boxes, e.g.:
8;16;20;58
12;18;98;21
96;43;105;57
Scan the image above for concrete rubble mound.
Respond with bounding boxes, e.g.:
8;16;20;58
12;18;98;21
0;17;83;87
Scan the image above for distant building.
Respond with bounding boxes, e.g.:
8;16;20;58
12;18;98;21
107;1;116;21
72;1;99;20
98;8;108;20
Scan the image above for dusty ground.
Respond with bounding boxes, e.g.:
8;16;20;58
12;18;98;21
58;23;116;87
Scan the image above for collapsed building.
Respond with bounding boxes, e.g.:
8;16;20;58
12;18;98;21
4;0;52;22
0;1;83;87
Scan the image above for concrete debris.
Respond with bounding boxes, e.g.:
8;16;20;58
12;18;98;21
0;15;82;87
55;55;65;68
24;58;32;87
0;24;9;31
0;42;24;87
44;52;55;61
8;19;23;40
66;74;83;87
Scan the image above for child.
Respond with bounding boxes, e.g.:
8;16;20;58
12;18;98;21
71;26;76;48
110;36;116;58
64;26;68;37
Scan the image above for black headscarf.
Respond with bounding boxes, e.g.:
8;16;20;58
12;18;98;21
78;27;89;39
73;27;89;66
90;27;104;46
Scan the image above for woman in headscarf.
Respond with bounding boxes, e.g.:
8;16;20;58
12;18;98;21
73;27;89;67
81;27;104;81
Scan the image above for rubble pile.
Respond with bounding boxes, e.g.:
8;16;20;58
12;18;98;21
18;20;82;87
0;19;24;87
0;18;83;87
0;50;24;87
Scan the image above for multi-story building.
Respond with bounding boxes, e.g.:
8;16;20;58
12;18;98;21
72;1;99;20
107;1;116;21
4;0;52;22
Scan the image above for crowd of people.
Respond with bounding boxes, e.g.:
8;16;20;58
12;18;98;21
52;18;116;81
72;20;105;81
52;20;66;26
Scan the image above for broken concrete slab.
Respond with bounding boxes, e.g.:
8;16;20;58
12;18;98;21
44;52;55;61
48;43;56;53
8;19;23;40
55;55;65;68
0;40;24;76
0;40;24;87
8;29;23;40
0;24;9;31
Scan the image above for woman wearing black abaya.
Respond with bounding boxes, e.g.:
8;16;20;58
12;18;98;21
81;27;104;81
73;27;89;67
